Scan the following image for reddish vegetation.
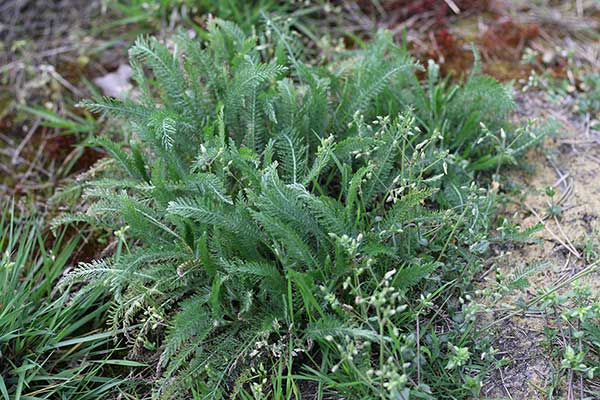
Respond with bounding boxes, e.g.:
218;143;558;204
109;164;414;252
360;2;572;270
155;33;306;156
334;1;544;82
423;28;474;76
434;28;458;53
478;18;540;60
477;18;540;80
414;16;541;81
347;1;539;81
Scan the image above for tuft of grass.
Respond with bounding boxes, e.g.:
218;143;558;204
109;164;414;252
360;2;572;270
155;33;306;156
0;202;139;399
104;0;329;38
110;0;285;28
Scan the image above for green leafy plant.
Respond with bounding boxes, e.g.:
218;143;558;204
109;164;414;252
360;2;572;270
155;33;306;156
59;18;546;399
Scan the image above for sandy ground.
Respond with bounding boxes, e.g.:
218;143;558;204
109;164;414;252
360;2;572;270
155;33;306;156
482;90;600;399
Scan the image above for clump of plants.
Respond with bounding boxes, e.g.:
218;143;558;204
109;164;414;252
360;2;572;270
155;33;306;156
59;18;546;399
558;283;599;381
109;0;287;29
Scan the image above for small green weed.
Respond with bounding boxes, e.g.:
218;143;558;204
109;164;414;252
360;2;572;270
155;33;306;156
541;280;600;398
521;53;600;130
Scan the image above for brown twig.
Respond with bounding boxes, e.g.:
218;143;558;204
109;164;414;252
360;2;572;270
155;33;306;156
499;367;514;400
524;202;581;258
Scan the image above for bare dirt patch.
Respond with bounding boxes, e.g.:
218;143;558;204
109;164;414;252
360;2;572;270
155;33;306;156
482;90;600;399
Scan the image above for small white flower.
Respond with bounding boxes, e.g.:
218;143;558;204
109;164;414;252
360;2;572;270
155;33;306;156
384;269;397;280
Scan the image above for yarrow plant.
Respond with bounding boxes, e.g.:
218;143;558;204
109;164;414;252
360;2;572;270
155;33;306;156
57;17;546;399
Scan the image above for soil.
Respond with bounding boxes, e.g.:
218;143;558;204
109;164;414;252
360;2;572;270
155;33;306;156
482;90;600;399
0;0;129;207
